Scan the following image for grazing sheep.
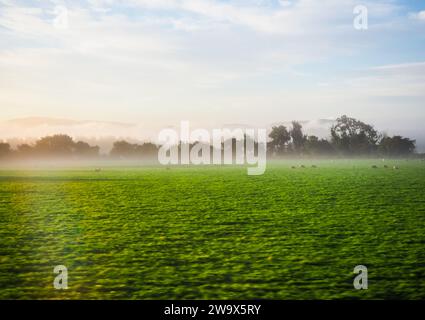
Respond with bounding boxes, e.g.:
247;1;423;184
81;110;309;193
371;165;378;169
300;165;306;168
383;165;388;168
393;166;399;170
291;166;296;169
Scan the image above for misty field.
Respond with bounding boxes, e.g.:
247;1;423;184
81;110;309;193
0;160;424;300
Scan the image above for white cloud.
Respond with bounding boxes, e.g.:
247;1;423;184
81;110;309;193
409;10;425;21
0;0;423;133
338;62;425;98
113;0;402;35
371;62;425;72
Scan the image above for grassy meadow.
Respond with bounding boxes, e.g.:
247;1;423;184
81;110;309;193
0;160;424;299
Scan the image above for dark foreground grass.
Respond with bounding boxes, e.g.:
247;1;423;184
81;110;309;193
0;160;424;299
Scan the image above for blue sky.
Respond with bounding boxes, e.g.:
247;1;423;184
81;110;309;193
0;0;424;139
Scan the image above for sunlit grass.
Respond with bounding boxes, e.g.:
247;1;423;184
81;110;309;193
0;160;424;299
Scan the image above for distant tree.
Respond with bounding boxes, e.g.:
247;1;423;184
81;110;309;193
28;135;100;158
34;134;75;156
290;121;306;154
135;142;158;158
379;135;416;157
268;125;291;155
305;136;334;155
110;140;158;159
16;144;33;157
331;115;379;155
74;141;100;158
110;140;136;158
0;142;11;158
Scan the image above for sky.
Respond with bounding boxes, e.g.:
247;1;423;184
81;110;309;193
0;0;424;139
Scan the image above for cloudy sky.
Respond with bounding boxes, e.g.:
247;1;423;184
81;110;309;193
0;0;424;137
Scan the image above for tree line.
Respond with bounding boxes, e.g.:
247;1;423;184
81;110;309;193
268;115;416;157
0;115;418;160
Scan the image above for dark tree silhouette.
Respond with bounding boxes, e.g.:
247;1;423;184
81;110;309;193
16;144;33;157
290;121;306;153
379;135;416;156
74;141;100;157
0;143;11;158
305;136;334;155
110;140;158;159
18;134;102;158
268;125;291;155
331;115;379;155
135;142;159;158
34;134;75;156
110;140;136;158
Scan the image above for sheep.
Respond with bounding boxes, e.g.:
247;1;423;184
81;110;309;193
383;165;388;168
300;165;306;168
393;166;399;170
291;166;296;169
371;165;378;169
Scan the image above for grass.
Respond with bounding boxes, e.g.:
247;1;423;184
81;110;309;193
0;160;424;299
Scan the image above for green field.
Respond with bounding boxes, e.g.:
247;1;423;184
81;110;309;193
0;160;424;299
